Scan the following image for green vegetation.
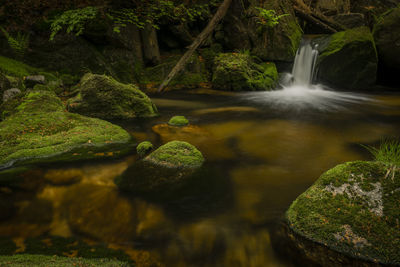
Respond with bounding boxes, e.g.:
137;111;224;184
287;161;400;264
0;90;133;169
136;141;153;157
67;73;158;120
212;53;278;91
255;8;288;32
0;27;30;58
168;116;189;126
145;141;204;168
50;7;98;41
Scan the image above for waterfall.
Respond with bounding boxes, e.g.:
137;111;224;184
284;38;319;88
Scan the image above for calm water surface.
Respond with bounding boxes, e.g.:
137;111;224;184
1;89;400;266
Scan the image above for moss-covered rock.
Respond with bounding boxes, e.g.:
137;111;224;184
373;6;400;86
0;90;133;169
0;72;11;98
116;141;204;195
315;26;378;89
168;115;189;126
212;53;278;91
287;161;400;265
136;141;153;157
67;73;157;120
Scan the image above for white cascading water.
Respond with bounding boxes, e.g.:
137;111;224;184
243;37;370;110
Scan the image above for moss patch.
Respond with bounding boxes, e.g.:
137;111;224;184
145;141;204;169
0;90;133;169
287;161;400;264
212;53;278;91
168;116;189;126
67;73;158;120
0;255;128;266
136;141;153;158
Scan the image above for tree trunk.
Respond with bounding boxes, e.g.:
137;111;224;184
141;24;161;66
158;0;233;92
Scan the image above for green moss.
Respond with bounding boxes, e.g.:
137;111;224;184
68;73;157;120
0;255;129;266
136;141;153;157
60;73;79;87
0;90;133;169
145;141;204;169
212;53;278;91
168;116;189;126
287;161;400;264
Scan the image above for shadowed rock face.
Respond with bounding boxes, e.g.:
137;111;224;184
287;161;400;265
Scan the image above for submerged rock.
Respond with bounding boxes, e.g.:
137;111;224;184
315;26;378;89
67;73;157;120
212;53;278;91
373;6;400;86
117;141;204;195
286;161;400;265
0;90;133;169
168;115;189;126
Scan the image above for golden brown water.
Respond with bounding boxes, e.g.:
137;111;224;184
1;90;400;266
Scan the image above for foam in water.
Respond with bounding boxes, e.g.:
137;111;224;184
242;37;371;111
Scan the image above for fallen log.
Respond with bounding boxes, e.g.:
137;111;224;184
293;5;343;33
158;0;232;93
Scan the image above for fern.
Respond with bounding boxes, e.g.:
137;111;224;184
255;7;288;33
50;6;98;41
0;27;30;58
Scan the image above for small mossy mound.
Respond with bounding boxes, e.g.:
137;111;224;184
373;6;400;86
168;115;189;126
136;141;153;157
145;141;204;169
212;53;278;91
0;254;129;267
117;141;204;195
287;161;400;265
0;90;133;169
67;73;157;120
315;26;378;89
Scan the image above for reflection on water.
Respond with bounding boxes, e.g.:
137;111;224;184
1;90;400;266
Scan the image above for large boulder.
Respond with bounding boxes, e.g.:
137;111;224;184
116;141;204;195
315;26;378;89
67;73;157;120
287;161;400;265
0;90;133;169
212;53;278;91
373;6;400;86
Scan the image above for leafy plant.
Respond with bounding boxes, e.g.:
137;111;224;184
255;7;288;32
50;6;98;41
363;139;400;179
0;27;30;58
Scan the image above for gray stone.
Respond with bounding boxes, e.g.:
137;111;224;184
24;75;45;88
3;88;21;103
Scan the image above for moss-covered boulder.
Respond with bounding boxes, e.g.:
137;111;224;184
0;90;133;169
136;141;153;157
287;161;400;265
116;141;204;195
67;73;157;120
212;53;278;91
168;115;189;126
373;6;400;86
315;26;378;89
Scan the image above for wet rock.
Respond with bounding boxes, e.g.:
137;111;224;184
67;73;158;120
0;90;133;169
315;26;378;89
287;161;400;265
168;115;189;127
334;13;366;28
2;88;21;103
212;53;278;91
117;141;204;195
136;141;153;158
373;6;400;86
24;75;45;88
